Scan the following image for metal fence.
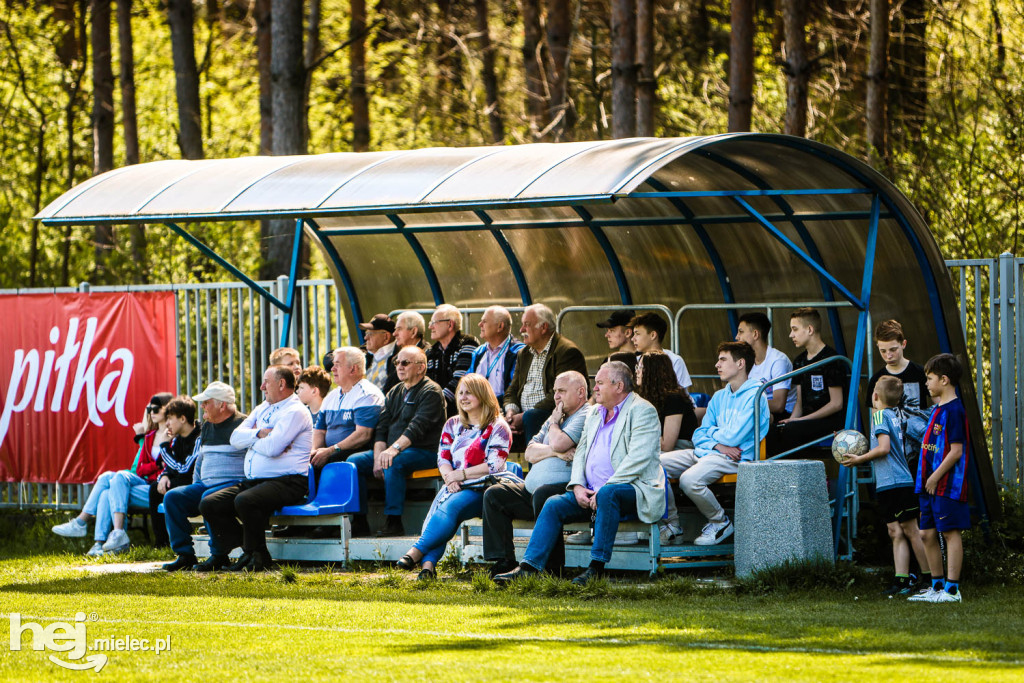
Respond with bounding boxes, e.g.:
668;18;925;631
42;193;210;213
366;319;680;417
3;255;1023;509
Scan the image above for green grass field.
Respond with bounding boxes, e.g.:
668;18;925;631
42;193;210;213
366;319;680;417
2;551;1023;682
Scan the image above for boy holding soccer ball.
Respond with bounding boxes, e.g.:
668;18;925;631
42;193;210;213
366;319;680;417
841;376;929;596
905;354;972;603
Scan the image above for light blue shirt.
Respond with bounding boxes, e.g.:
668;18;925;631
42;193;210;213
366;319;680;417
524;404;591;493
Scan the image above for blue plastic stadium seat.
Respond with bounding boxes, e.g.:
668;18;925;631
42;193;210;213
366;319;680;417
505;461;524;478
276;461;361;516
690;392;711;408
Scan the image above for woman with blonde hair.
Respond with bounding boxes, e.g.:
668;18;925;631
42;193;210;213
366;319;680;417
398;373;513;580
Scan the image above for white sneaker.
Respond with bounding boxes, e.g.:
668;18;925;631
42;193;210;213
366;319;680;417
85;542;105;557
102;529;130;553
52;518;88;538
907;586;939;602
565;530;592;545
659;523;683;544
614;531;639;545
933;589;962;603
694;519;734;546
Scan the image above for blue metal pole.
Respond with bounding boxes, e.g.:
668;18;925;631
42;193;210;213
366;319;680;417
305;219;366;345
388;214;444;305
164;222;288;311
574;205;633;305
475;210;532;304
279;218;304;348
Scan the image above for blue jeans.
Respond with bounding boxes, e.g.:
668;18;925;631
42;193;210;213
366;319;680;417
413;489;484;565
347;447;438;515
523;483;638;569
163;480;240;556
84;470;150;542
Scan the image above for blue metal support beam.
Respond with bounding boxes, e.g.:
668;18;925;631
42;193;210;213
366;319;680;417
279;218;304;348
733;197;866;310
305;218;365;345
574;205;632;305
387;213;444;305
833;194;881;558
476;210;532;305
700;150;849;356
164;222;288;311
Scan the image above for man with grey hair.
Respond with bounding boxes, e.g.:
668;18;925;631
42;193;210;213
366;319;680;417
384;311;429;393
161;381;249;572
494;361;663;586
504;303;588;444
460;305;525;405
425;303;479;416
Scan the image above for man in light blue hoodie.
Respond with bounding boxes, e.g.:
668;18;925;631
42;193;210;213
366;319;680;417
661;341;769;545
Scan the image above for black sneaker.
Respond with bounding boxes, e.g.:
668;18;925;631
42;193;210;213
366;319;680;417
248;551;278;572
194;554;231;573
571;566;606;586
493;563;539;586
375;516;405;538
162;553;198;572
488;559;519;579
226;552;254;572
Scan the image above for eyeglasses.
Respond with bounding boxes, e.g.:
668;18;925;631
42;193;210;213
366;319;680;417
428;319;453;327
146;404;161;413
395;359;425;367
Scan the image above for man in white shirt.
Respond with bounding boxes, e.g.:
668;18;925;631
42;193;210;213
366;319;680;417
735;311;795;418
199;365;313;572
631;312;692;390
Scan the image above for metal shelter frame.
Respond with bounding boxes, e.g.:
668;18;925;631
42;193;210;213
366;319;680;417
36;134;998;557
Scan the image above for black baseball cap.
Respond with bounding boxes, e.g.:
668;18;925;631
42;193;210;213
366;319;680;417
596;310;636;329
358;314;396;334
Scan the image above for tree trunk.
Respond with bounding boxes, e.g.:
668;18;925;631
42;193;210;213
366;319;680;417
351;0;370;151
545;0;573;141
728;0;754;132
58;0;88;287
610;0;636;138
166;0;204;159
521;0;547;140
866;0;889;168
91;0;115;283
303;0;321;148
262;0;308;281
636;0;655;136
256;0;272;155
117;0;147;282
781;0;809;137
890;0;927;145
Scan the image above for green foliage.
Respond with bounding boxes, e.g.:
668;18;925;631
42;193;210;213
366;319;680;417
964;487;1024;585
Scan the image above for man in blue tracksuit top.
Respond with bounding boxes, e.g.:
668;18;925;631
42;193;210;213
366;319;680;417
660;341;770;546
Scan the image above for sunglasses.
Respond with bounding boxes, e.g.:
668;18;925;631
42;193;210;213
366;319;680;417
395;360;424;367
146;404;162;413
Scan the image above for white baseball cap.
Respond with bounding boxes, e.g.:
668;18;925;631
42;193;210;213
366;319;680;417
192;381;236;404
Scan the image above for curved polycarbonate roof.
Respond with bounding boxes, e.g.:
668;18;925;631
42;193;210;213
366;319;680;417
35;133;997;510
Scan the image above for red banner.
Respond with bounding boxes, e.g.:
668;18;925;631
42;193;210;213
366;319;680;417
0;292;177;484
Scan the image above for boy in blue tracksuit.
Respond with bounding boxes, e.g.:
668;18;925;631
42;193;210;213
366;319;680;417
661;341;770;546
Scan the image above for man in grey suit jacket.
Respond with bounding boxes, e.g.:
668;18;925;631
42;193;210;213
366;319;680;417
494;361;664;586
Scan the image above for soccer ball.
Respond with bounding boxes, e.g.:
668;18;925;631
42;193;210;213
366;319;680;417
831;429;868;463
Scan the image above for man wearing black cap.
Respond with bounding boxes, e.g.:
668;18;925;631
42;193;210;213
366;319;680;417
597;309;636;358
360;314;397;391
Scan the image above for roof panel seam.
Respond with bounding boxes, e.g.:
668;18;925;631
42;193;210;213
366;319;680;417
510;139;627;199
313;151;407;209
218;157;310;212
416;149;506;202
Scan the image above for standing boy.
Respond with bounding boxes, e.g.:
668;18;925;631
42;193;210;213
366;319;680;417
841;376;929;596
908;354;972;603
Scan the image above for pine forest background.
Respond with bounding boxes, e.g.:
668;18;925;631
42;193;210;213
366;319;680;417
0;0;1021;289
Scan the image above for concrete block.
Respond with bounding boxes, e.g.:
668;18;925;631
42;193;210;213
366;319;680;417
734;460;833;578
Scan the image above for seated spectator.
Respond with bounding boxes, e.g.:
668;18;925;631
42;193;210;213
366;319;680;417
494;361;664;586
161;382;247;572
597;309;636;359
630;312;692;391
348;345;445;537
384;311;428;393
482;370;591;577
426;304;479;417
463;305;524;404
636;351;698;452
608;351;638;378
199;365;313;572
503;303;589;444
270;346;303;382
360;313;397;390
397;374;513;580
310;347;385;508
661;342;770;546
296;365;332;420
769;307;850;455
51;392;173;556
146;396;201;549
735;311;795;418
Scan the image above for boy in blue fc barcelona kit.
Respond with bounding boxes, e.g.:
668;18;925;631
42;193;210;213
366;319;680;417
908;353;971;604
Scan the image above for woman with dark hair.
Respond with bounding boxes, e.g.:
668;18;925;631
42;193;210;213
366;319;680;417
397;373;513;580
51;391;174;556
636;352;697;451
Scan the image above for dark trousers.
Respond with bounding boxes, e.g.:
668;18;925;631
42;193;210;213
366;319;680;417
148;483;169;548
198;475;307;556
312;448;360;486
482;480;566;571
